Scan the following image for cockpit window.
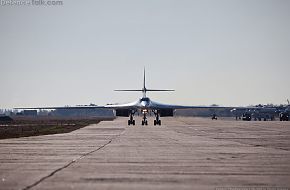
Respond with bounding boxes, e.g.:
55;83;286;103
141;97;150;101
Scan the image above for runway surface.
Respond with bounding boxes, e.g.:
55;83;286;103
1;117;290;190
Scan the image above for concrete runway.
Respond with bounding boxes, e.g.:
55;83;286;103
1;117;290;190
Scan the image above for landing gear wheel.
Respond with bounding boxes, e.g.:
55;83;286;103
128;111;136;126
153;110;162;126
142;121;144;126
145;120;148;125
154;120;161;126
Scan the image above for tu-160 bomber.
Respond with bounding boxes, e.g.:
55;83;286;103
15;69;232;126
104;69;231;125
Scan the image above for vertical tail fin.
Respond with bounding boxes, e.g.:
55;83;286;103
143;68;146;97
143;68;146;90
114;68;174;97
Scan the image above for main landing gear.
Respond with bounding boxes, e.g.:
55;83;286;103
153;111;161;126
127;110;162;126
128;111;135;126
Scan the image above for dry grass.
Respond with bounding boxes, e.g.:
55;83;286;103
0;116;115;139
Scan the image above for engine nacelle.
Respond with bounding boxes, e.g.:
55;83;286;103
159;109;174;117
115;109;130;117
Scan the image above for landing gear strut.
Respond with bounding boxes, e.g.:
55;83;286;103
141;112;148;125
153;111;161;126
128;111;135;126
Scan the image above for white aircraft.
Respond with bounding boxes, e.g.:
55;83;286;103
102;69;227;125
15;69;229;126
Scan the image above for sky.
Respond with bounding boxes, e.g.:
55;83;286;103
0;0;290;108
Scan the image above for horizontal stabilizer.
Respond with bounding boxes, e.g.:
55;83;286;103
114;90;143;91
114;89;174;92
146;89;175;92
114;68;174;97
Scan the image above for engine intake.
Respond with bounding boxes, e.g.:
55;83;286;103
115;109;130;117
159;109;174;117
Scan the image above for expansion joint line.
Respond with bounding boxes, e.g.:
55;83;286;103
22;132;124;190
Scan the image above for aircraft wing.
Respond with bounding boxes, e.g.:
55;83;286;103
103;99;233;110
105;100;140;109
14;102;236;111
148;100;232;110
14;106;106;110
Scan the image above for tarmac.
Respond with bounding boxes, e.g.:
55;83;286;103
0;117;290;190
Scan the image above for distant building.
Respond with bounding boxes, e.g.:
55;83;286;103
23;110;37;116
0;116;13;122
51;108;114;117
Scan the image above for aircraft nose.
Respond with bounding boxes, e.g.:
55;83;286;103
141;101;148;107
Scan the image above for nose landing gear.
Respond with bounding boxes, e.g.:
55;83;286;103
141;113;148;125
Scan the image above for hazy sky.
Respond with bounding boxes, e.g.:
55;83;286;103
0;0;290;108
